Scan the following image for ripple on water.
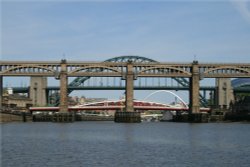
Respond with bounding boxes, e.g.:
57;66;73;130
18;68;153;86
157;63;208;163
1;122;250;167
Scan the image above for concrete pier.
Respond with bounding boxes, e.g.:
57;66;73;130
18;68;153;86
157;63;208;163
173;113;209;123
59;59;69;113
216;78;234;109
189;113;209;123
0;113;32;123
52;112;74;122
53;59;73;123
189;61;200;114
30;77;47;106
0;76;2;110
115;61;141;123
125;61;134;112
114;112;141;123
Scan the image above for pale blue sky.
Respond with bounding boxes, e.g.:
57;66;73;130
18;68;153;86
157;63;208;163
1;0;250;103
1;0;250;62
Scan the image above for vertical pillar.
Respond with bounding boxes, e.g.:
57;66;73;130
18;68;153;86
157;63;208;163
59;59;68;112
209;90;215;107
203;90;206;100
30;77;47;106
125;61;134;112
189;61;200;113
216;78;234;109
115;60;140;123
0;76;2;110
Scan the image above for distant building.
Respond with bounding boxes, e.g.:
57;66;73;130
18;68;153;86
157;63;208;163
78;96;86;104
84;98;107;104
29;77;47;106
68;96;107;105
216;78;234;109
3;93;32;109
232;96;250;113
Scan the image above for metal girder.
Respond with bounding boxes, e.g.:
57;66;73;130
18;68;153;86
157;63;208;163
232;78;250;88
104;55;157;63
51;55;208;106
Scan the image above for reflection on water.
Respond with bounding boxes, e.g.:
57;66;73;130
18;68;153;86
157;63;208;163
1;122;250;167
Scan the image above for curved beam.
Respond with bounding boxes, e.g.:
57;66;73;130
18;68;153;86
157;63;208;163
51;55;159;105
52;55;202;106
68;65;121;74
104;55;157;63
69;55;158;87
232;78;250;88
143;90;188;108
138;66;191;76
204;66;250;75
1;65;55;74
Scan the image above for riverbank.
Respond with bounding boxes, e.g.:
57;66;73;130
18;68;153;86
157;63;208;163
0;113;32;123
2;121;250;167
1;113;114;123
1;112;250;123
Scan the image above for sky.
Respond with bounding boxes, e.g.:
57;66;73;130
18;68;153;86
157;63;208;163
1;0;250;103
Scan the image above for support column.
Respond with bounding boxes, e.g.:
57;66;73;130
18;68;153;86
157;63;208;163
114;60;140;123
0;76;2;110
216;78;234;109
30;77;47;106
51;59;74;122
59;59;68;112
186;61;210;123
125;61;134;112
189;61;200;114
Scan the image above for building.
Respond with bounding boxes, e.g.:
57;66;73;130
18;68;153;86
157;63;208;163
3;93;32;110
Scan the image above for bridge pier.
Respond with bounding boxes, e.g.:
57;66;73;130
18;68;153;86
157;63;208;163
56;59;74;122
125;61;134;112
216;78;234;109
30;76;47;106
0;76;2;110
189;61;200;114
189;61;203;122
59;59;68;113
115;61;141;123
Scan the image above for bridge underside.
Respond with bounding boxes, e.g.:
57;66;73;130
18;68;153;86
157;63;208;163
1;56;250;123
50;56;210;107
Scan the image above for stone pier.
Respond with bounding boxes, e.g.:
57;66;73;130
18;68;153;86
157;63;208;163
59;59;68;113
30;76;47;106
125;61;134;112
115;61;141;123
0;76;2;110
189;61;200;114
56;59;74;122
216;78;234;109
189;61;204;122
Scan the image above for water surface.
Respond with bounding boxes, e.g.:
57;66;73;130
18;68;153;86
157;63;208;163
1;122;250;167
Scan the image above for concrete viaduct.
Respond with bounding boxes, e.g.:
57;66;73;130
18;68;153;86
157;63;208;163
1;58;250;116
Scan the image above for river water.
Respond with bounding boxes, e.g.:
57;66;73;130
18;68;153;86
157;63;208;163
1;122;250;167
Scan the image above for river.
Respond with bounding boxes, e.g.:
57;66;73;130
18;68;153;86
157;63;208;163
1;122;250;167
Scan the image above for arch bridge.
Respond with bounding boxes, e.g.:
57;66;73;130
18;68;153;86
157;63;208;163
1;56;250;114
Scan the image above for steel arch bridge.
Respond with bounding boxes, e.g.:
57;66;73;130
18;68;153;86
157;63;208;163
232;78;250;88
52;55;207;106
232;78;250;93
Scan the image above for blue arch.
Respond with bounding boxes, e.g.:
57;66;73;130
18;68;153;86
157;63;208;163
52;55;207;106
68;55;191;89
104;55;157;63
232;78;250;88
68;55;158;87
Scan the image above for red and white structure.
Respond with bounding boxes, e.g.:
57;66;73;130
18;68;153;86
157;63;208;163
29;99;211;113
